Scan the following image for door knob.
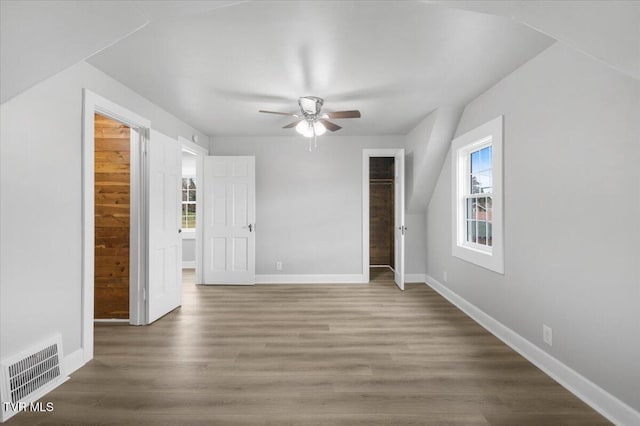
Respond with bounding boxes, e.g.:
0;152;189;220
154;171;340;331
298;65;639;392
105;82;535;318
248;224;253;232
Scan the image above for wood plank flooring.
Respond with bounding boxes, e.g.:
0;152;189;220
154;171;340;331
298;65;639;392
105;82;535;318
11;269;608;425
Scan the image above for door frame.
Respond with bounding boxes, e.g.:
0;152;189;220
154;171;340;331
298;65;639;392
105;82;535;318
178;137;208;284
81;89;151;363
362;148;405;285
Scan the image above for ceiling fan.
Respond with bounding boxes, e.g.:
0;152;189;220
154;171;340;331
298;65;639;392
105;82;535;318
259;96;361;150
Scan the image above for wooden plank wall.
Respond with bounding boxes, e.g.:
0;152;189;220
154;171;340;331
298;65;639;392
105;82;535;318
369;157;394;267
94;113;130;319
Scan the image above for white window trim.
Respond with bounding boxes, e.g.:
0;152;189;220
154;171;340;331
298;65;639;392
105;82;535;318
451;115;504;274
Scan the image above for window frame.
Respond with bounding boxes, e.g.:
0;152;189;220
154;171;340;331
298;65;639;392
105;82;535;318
463;140;493;253
451;115;504;274
181;176;197;233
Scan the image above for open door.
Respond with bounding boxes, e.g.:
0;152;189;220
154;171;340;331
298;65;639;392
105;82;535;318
147;129;182;323
203;156;256;285
393;149;405;290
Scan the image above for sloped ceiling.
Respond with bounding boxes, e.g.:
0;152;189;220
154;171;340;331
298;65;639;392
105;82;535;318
0;0;148;103
0;0;242;104
428;0;640;81
86;1;553;136
3;1;636;137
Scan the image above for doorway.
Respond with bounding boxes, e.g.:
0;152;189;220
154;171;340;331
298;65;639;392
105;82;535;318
94;113;131;321
181;150;197;270
362;149;405;289
82;90;151;362
369;157;395;270
179;137;208;284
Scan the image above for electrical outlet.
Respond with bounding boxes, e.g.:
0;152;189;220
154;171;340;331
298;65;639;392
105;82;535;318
443;271;448;282
543;324;553;346
276;261;283;271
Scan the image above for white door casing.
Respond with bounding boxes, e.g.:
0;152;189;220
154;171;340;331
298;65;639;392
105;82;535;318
147;129;182;323
178;137;208;284
203;156;256;285
393;149;405;290
362;148;405;289
82;90;151;362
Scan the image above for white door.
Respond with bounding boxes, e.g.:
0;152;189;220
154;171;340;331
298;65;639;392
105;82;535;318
203;156;256;284
394;149;405;290
147;130;182;323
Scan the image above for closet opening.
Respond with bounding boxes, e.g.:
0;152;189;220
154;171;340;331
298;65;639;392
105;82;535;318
94;113;132;321
369;157;395;272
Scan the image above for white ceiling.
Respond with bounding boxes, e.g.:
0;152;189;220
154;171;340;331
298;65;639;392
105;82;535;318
429;0;640;81
0;0;244;103
3;1;638;137
0;0;148;103
86;1;554;136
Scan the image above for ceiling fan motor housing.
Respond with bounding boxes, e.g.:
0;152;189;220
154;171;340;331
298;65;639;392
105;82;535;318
299;96;324;116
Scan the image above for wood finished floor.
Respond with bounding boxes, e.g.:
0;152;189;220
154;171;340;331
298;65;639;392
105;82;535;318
11;269;608;425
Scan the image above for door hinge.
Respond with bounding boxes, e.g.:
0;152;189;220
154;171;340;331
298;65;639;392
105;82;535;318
142;287;146;302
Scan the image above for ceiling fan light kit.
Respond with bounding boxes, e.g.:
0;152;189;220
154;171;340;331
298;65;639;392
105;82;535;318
295;120;326;138
259;96;361;151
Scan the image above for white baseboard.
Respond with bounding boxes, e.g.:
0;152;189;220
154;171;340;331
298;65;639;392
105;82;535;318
405;273;426;283
425;275;640;426
255;273;426;284
255;274;366;284
182;261;196;269
93;319;129;323
64;348;85;376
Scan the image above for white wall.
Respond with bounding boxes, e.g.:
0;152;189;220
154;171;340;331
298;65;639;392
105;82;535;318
212;135;429;277
404;213;427;279
405;107;463;214
426;42;640;412
0;61;208;361
182;237;196;266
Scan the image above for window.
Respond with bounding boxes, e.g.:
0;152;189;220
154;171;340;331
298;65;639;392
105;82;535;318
451;116;503;274
182;177;196;230
466;145;493;249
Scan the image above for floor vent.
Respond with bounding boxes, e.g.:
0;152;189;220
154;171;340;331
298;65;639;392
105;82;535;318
1;335;67;422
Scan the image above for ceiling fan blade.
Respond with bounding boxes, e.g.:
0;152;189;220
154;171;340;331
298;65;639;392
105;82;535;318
283;120;303;129
323;110;361;119
259;110;297;116
319;119;342;132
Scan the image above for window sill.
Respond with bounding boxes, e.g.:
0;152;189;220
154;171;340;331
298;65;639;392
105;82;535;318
452;243;503;274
